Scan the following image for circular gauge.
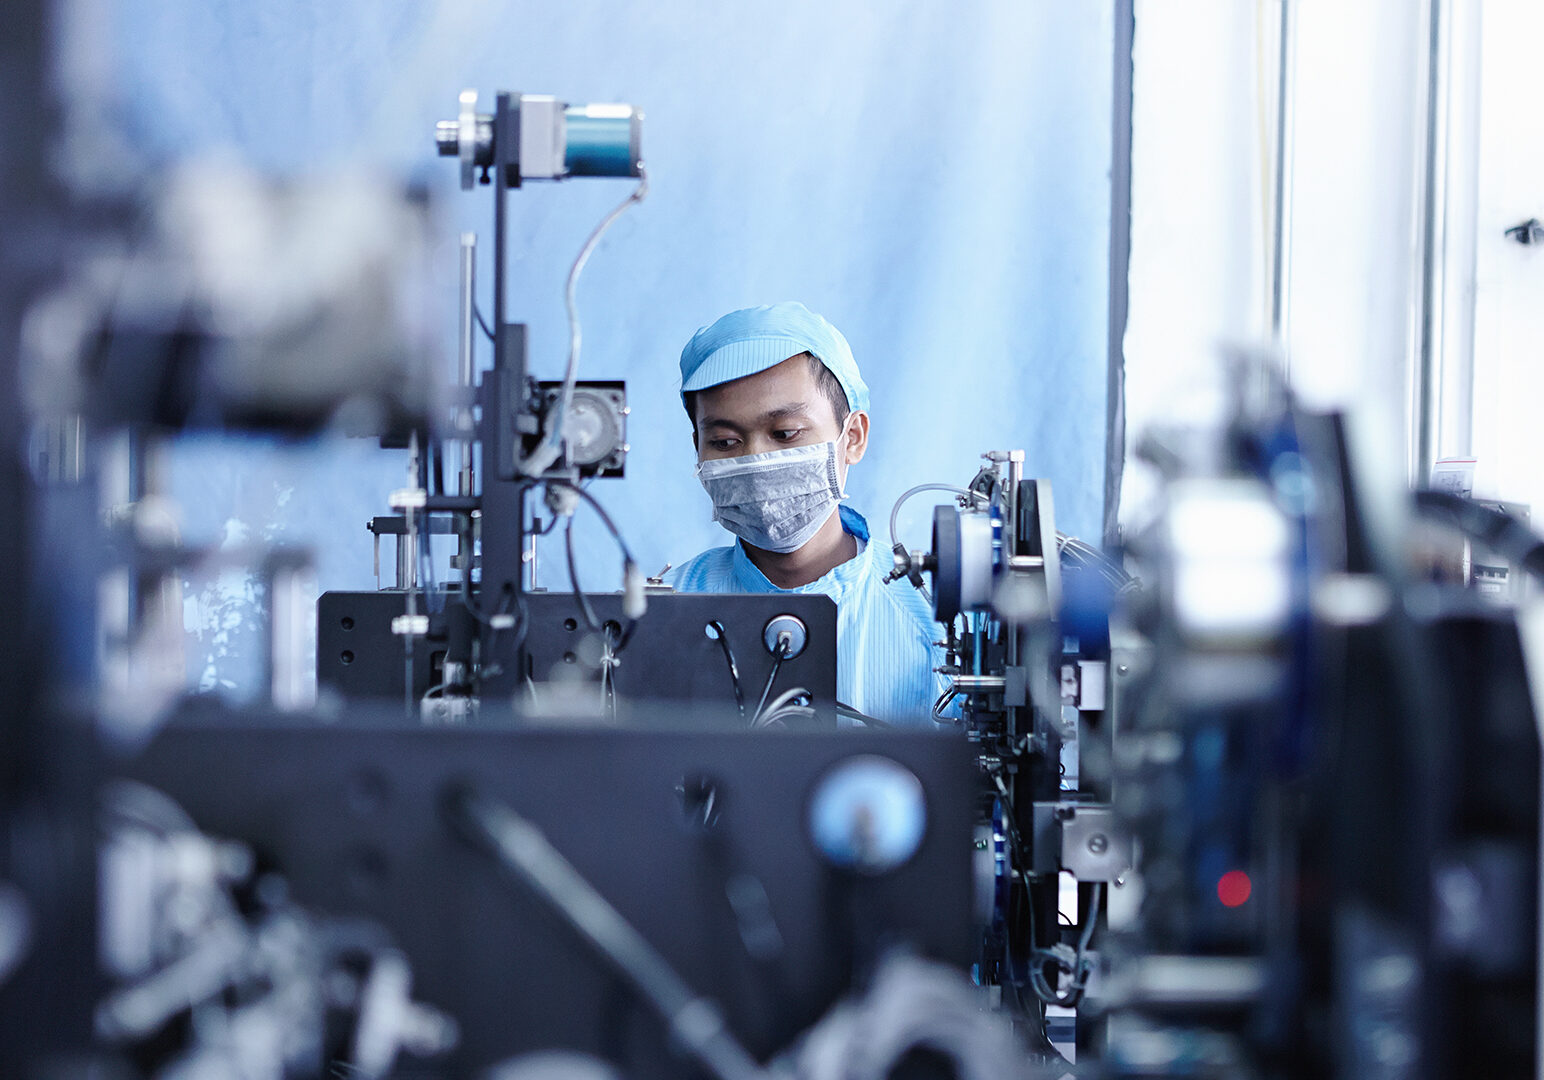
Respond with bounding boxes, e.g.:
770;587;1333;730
808;755;927;875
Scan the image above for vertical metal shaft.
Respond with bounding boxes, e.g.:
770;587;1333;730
458;233;477;499
404;432;420;715
396;532;417;590
1413;0;1447;484
494;106;506;345
458;233;476;391
1270;0;1297;367
1004;453;1024;740
457;233;477;597
1005;453;1024;554
1103;0;1135;550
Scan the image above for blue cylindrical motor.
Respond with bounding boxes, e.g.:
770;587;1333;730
564;105;642;178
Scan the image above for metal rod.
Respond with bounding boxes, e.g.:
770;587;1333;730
458;233;476;392
952;674;1008;694
458;233;477;500
396;533;417;591
1269;0;1297;364
1413;0;1447;484
1103;0;1135;550
494;96;509;364
458;233;478;600
404;432;420;716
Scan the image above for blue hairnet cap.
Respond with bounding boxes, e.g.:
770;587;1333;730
679;301;870;415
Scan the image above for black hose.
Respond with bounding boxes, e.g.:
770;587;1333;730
751;638;789;725
565;516;601;633
706;621;745;722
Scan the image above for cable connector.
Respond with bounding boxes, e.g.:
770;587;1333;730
543;482;581;519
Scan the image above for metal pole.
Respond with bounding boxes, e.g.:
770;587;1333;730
1270;0;1297;368
457;233;477;600
458;233;476;498
1103;0;1134;550
1414;0;1447;484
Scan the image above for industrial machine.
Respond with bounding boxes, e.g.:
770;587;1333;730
0;72;1036;1080
3;7;1544;1075
884;453;1131;1060
1101;362;1541;1077
875;352;1544;1078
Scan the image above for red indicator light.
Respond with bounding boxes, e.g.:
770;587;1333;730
1217;870;1252;908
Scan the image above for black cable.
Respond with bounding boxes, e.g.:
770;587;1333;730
1027;882;1102;1008
752;638;789;725
479;589;529;691
508;589;529;655
551;480;641;654
932;685;961;723
565;515;602;634
706;621;746;722
990;773;1032;872
457;513;493;625
836;701;891;728
1057;533;1137;592
549;479;636;564
473;299;495;342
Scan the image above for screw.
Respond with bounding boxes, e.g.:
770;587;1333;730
1117;664;1129;675
1087;833;1109;855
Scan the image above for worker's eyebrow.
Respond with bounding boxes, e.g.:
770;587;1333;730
697;401;813;432
758;402;814;423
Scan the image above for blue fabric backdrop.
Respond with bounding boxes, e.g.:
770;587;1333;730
99;0;1114;693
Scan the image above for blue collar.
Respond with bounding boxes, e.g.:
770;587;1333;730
730;506;874;595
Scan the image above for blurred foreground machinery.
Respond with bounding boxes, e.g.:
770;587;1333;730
1102;362;1541;1078
889;353;1544;1078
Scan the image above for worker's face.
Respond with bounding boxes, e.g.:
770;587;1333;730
693;355;869;486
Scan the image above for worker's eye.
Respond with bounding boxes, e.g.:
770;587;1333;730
772;429;804;442
707;438;740;452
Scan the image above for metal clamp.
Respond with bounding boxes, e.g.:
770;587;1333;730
1031;802;1131;882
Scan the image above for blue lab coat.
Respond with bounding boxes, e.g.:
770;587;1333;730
669;507;947;727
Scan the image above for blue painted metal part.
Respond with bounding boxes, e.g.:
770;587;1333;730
565;107;640;177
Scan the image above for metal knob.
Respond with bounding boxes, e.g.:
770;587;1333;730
763;615;807;658
808;756;927;875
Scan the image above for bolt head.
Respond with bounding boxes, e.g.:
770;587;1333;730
1087;833;1110;855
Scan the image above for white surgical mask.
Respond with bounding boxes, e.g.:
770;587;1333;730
696;440;846;553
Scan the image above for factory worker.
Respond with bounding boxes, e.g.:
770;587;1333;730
669;302;946;727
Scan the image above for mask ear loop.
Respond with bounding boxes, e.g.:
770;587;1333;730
830;429;850;500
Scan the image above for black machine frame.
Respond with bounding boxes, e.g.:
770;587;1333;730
126;723;978;1079
318;589;840;725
